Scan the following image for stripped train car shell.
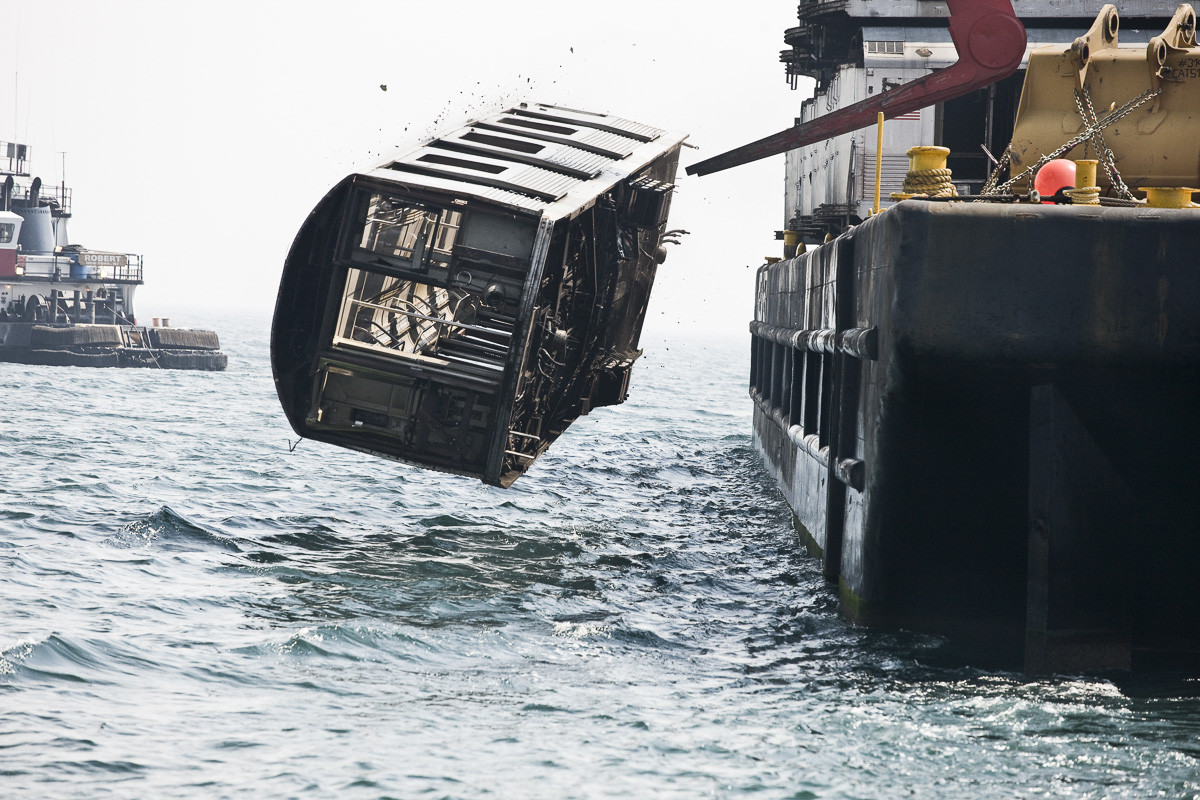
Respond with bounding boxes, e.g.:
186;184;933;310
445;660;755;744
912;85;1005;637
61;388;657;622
272;104;687;486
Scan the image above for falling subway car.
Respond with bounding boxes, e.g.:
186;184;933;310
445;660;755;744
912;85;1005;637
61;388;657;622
271;104;688;486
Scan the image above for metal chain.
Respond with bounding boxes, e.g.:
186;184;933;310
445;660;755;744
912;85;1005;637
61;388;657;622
981;146;1012;195
982;86;1162;196
1073;87;1134;199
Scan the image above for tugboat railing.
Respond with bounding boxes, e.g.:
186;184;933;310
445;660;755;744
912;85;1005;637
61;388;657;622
109;256;143;282
39;185;72;216
8;182;72;215
0;141;30;176
13;252;143;282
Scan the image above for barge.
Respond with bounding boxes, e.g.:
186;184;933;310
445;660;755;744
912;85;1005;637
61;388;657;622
689;1;1200;671
272;104;686;486
0;142;226;370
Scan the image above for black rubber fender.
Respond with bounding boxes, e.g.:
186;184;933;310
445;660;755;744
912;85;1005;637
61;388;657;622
148;328;222;350
30;324;123;347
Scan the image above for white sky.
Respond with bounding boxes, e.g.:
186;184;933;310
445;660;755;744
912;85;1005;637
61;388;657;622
5;0;810;335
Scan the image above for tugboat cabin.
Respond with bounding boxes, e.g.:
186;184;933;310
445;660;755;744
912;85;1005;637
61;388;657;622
272;104;687;486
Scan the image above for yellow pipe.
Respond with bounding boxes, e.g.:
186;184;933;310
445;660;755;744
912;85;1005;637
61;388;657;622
873;112;883;215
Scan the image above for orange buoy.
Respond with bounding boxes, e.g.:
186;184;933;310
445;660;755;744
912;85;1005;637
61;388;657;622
1034;159;1076;202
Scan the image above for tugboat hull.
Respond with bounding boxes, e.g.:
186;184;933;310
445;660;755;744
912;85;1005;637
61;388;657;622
0;323;227;370
0;139;227;370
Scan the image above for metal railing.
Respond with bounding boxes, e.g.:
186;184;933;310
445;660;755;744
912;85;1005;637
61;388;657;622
1;141;30;176
36;184;72;216
110;255;144;282
6;181;73;215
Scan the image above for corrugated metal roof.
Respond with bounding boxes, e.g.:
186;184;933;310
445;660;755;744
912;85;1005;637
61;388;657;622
514;104;665;142
361;167;548;214
368;103;687;216
476;116;641;159
388;148;577;202
435;128;611;179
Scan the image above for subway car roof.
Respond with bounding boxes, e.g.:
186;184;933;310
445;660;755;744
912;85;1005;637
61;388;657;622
360;103;689;217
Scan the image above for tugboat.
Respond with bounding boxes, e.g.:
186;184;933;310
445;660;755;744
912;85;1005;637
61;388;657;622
272;104;686;486
689;1;1200;672
0;141;226;370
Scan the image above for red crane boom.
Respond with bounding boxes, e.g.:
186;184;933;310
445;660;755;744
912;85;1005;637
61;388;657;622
686;0;1027;177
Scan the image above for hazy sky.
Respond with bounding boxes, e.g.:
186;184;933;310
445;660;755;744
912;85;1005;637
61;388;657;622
5;1;808;335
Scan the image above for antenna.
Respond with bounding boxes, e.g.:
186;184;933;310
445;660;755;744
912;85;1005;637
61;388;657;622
13;9;18;142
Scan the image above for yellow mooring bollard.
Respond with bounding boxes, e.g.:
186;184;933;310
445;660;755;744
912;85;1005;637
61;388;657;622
783;229;802;259
1139;187;1200;208
908;146;951;173
1068;159;1101;205
893;146;956;199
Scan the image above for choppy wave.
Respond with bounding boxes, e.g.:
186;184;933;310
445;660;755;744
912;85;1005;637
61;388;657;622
1;312;1198;798
110;505;242;552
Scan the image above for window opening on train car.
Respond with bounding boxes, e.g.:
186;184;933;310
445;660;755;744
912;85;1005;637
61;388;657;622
355;194;462;274
461;132;545;154
497;118;578;136
332;267;474;364
417;154;509;174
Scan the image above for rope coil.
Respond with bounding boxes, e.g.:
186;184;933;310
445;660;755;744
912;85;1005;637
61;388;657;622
1065;186;1101;205
902;168;958;198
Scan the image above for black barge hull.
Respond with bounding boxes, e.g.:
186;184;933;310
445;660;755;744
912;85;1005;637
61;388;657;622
751;200;1200;671
0;323;227;370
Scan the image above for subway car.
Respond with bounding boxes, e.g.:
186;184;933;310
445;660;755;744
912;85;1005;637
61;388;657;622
271;103;687;486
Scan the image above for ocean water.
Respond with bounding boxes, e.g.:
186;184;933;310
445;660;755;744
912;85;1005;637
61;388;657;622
2;311;1198;799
